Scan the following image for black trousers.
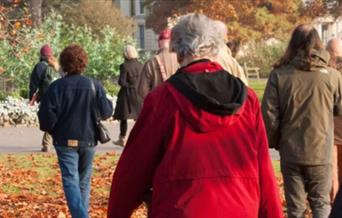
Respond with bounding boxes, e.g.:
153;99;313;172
120;119;128;137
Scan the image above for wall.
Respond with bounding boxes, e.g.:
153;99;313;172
114;0;158;51
313;16;342;44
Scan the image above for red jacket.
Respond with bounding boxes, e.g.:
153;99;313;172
108;60;283;218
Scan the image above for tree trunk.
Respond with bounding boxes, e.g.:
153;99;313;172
30;0;43;28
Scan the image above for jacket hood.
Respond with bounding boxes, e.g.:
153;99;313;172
167;59;247;132
291;49;330;71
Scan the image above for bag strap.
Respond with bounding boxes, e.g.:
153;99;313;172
38;61;49;90
155;55;167;81
90;79;101;122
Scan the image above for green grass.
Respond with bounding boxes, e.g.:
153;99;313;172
0;153;119;197
0;153;58;179
272;160;281;177
249;79;267;101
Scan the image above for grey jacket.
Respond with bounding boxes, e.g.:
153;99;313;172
262;49;342;165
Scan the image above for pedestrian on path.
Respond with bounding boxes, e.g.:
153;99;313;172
327;38;342;201
137;28;179;102
108;13;283;218
38;44;113;218
262;25;342;218
212;20;248;85
113;45;143;146
29;44;59;152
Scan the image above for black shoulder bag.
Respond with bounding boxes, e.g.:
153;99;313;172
90;79;111;144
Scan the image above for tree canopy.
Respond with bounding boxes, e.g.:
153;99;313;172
1;0;135;37
47;0;135;36
145;0;340;42
302;0;342;17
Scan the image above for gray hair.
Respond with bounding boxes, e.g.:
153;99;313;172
213;20;228;41
171;13;224;58
123;45;138;59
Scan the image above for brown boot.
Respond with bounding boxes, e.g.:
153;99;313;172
113;135;126;147
41;146;50;152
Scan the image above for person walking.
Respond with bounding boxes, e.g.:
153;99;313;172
29;44;59;152
113;45;143;146
213;20;248;85
137;28;179;102
108;13;283;218
38;44;113;218
327;38;342;200
262;25;342;218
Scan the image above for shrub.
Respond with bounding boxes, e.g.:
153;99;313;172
238;41;287;78
0;12;134;97
102;80;120;97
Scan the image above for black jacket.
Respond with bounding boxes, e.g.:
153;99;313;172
38;74;113;146
29;58;57;101
330;185;342;218
114;59;143;120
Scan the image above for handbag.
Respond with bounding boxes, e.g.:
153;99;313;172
96;121;111;144
91;79;111;144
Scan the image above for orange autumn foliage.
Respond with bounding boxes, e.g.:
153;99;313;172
146;0;308;42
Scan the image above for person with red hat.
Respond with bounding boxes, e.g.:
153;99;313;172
29;44;59;152
137;28;179;103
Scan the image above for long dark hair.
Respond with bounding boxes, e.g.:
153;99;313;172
274;24;323;68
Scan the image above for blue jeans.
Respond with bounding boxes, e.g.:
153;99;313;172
55;145;96;218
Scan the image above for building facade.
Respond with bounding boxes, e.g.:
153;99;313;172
313;15;342;44
113;0;158;51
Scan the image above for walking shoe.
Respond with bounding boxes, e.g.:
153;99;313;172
41;146;50;152
113;135;126;147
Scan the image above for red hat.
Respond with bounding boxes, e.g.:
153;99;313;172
158;28;171;41
40;44;53;57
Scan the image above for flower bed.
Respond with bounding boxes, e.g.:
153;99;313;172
0;96;117;127
0;97;38;127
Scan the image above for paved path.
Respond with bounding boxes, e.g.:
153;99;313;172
0;122;280;160
0;122;133;154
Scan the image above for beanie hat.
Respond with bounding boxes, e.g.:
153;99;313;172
40;44;53;57
158;28;172;41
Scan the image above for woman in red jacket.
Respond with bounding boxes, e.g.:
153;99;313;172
107;13;283;218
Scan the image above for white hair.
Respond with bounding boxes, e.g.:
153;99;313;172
123;45;138;59
213;20;228;42
171;13;224;58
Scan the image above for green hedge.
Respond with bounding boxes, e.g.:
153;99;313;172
238;41;286;78
0;12;134;98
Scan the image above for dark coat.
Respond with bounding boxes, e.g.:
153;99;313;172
38;75;113;146
108;60;283;218
333;57;342;144
29;58;58;102
330;185;342;218
114;59;143;120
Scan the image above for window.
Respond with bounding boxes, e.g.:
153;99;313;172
322;24;328;44
130;0;136;16
139;0;145;14
139;25;145;49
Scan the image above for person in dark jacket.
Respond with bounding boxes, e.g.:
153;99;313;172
29;44;59;152
38;44;113;218
327;38;342;200
330;186;342;217
113;45;143;146
107;13;283;218
262;25;342;218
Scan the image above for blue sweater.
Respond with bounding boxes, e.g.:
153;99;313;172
38;74;113;146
